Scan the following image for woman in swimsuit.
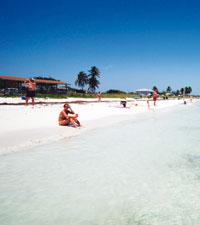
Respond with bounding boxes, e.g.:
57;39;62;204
58;103;81;128
153;90;158;106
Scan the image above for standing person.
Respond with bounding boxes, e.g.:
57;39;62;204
147;93;151;109
153;90;158;106
25;78;37;106
58;103;81;128
96;92;102;102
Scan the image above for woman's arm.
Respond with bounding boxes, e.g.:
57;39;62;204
68;107;75;114
62;110;69;119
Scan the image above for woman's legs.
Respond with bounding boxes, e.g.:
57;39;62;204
59;119;70;126
25;97;30;105
31;97;35;106
69;118;79;128
59;116;81;128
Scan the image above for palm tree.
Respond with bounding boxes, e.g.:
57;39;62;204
188;86;192;94
176;89;180;96
75;71;88;91
153;86;158;92
182;86;192;95
185;86;189;95
180;88;184;95
88;66;100;93
166;86;172;93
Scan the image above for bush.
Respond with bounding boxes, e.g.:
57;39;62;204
106;89;127;94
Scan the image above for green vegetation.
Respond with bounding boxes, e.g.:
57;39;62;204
88;66;100;93
0;70;195;99
75;71;88;90
102;93;137;98
166;86;172;93
33;76;60;81
0;91;137;99
153;86;159;92
180;86;192;95
106;89;127;94
35;93;68;99
152;85;192;96
75;66;101;93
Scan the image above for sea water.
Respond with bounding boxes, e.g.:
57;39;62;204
1;103;200;225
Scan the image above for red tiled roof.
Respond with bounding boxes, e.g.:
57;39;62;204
0;75;65;84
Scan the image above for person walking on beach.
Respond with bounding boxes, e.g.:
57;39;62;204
58;103;81;128
96;92;102;102
147;93;151;109
153;90;158;106
24;78;37;106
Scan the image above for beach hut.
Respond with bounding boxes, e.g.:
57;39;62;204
0;75;67;95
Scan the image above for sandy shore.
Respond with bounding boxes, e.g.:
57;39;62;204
0;97;196;154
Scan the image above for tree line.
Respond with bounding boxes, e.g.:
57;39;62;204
33;71;193;96
75;66;100;93
74;66;193;96
153;86;192;95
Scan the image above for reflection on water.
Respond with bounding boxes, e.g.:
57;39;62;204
1;104;200;225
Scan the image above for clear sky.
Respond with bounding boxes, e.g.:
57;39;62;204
1;0;200;93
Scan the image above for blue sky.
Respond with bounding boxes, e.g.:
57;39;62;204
1;0;200;93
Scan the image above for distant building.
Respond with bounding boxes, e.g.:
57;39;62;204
0;75;68;95
135;88;153;97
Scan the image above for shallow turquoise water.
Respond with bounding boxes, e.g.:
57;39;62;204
1;103;200;225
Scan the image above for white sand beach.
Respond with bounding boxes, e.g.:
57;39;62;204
0;97;195;154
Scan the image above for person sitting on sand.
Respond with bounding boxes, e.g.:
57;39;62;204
120;98;127;108
58;103;81;128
